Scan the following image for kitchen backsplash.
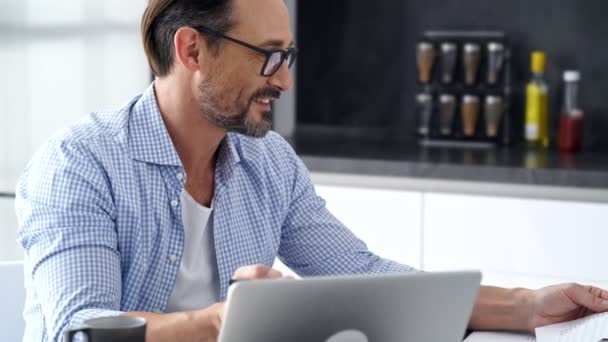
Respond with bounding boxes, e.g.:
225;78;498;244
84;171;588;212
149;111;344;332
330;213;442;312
296;0;608;148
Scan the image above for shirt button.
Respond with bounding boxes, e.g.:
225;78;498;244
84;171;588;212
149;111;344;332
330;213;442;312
170;199;179;208
169;255;178;262
176;173;184;181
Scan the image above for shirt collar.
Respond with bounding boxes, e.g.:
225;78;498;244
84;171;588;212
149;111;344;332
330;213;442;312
128;83;242;167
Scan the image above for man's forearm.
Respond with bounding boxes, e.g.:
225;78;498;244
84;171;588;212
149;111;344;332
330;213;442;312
125;303;222;342
469;286;534;332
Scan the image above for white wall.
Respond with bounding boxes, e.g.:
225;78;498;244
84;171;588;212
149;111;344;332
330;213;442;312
0;0;150;261
272;0;297;137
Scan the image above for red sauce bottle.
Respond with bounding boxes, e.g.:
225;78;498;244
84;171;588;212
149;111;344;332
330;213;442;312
558;71;583;153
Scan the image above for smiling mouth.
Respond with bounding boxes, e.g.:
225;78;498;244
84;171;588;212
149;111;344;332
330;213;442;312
254;97;275;106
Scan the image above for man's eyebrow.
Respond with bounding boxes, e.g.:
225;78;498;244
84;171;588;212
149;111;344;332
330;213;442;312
259;39;295;49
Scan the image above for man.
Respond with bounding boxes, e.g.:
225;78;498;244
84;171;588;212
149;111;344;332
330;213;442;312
15;0;608;341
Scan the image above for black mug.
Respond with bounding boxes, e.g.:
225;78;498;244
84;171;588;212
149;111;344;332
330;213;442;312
64;316;146;342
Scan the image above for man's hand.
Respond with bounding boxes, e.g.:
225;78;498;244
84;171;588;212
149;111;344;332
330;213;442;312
126;265;289;342
205;265;289;337
470;284;608;333
231;264;288;282
126;303;226;342
527;283;608;332
207;264;288;330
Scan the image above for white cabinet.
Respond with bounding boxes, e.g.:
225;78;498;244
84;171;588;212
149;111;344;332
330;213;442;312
423;192;608;288
316;185;422;268
0;198;22;261
315;185;422;269
274;185;423;276
276;182;608;288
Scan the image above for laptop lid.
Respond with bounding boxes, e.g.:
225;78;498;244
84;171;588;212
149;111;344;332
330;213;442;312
219;270;481;342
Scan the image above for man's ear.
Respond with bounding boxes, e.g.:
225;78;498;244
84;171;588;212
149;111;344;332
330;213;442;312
174;27;206;73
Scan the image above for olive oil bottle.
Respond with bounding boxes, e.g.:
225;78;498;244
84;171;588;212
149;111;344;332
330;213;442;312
525;51;549;148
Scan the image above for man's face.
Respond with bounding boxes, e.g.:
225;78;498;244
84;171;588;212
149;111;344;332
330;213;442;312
198;0;294;138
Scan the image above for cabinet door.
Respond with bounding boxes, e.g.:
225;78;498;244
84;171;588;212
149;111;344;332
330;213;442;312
316;185;422;269
0;197;22;261
423;192;608;288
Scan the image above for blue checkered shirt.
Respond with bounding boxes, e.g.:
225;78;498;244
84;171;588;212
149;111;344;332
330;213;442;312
15;84;415;342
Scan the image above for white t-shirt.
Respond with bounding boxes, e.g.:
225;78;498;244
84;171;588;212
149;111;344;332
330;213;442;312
165;190;220;312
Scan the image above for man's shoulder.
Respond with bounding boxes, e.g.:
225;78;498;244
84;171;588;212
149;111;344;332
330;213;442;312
41;96;139;157
20;96;141;188
60;99;136;144
17;96;143;203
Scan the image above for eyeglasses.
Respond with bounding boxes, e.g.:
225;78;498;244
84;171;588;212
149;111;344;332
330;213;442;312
194;25;298;77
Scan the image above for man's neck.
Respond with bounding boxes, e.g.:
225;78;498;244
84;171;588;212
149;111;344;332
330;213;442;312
154;76;224;175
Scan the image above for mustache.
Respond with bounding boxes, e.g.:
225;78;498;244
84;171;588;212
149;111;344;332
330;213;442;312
250;87;282;102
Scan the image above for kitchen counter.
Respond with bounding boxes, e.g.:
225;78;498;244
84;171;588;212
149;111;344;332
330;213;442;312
287;131;608;202
3;133;608;201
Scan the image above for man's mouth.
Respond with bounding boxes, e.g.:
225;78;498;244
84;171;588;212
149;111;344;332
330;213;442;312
250;88;281;114
254;97;274;105
252;96;279;114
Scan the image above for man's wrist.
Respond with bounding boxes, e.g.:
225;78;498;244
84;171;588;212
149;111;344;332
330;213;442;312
126;304;223;342
498;287;535;332
202;303;223;336
186;303;224;341
513;287;535;333
469;286;535;332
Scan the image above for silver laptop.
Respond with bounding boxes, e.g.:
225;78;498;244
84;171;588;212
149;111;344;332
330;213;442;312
219;270;481;342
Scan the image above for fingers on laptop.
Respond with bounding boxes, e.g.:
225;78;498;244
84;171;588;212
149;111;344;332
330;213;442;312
232;264;284;280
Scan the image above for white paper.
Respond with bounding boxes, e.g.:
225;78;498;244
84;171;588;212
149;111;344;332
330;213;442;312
464;331;536;342
535;312;608;342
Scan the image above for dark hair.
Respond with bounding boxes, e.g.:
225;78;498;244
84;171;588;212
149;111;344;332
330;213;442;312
141;0;234;77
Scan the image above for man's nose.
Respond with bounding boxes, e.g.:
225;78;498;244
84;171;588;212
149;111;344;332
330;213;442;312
268;62;294;92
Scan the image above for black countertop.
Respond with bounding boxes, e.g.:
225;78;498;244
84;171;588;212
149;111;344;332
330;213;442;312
287;132;608;190
2;133;607;196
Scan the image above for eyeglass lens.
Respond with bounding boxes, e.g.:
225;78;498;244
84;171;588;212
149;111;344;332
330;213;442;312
263;51;295;76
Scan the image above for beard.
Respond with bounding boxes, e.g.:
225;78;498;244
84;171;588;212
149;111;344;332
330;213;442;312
198;77;280;138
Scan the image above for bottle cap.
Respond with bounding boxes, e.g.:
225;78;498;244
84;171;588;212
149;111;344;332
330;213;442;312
531;51;547;73
485;95;503;105
462;95;479;103
441;42;457;53
417;42;434;51
563;70;581;82
417;93;432;103
464;43;480;53
488;42;504;52
440;94;455;103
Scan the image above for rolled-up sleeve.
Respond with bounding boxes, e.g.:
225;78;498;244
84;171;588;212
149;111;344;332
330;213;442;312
277;142;417;276
16;138;124;342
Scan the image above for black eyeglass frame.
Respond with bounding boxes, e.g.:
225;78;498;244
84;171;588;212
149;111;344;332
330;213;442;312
194;25;298;77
